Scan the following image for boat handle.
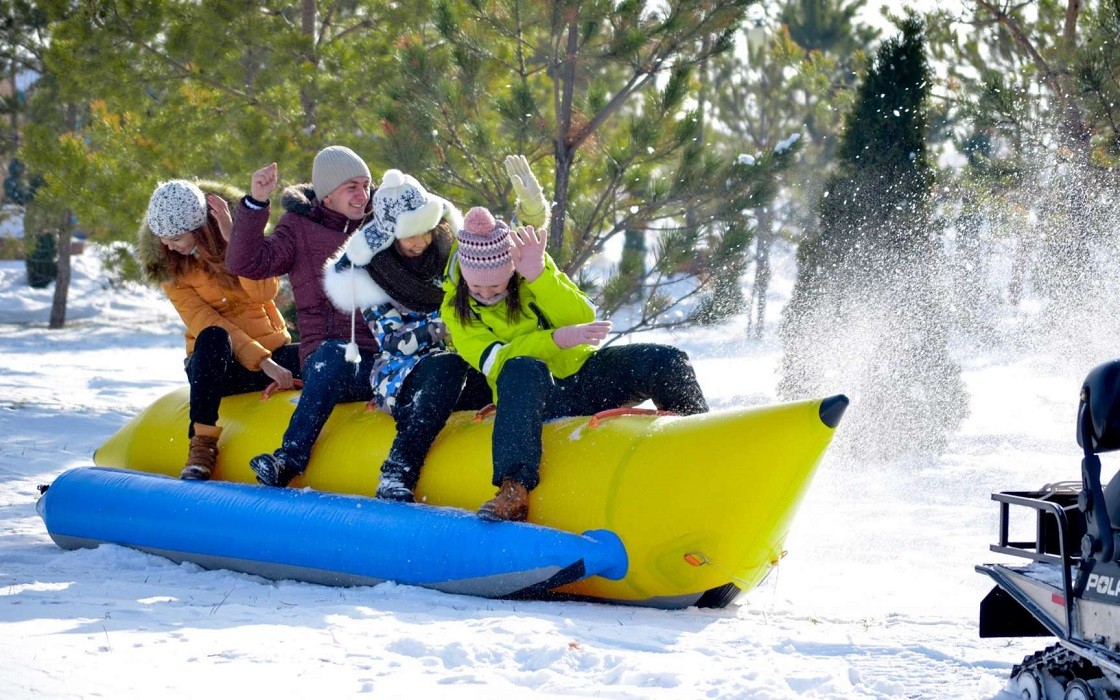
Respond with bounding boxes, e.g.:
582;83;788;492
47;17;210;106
473;404;675;426
473;403;497;422
261;378;303;401
588;407;675;428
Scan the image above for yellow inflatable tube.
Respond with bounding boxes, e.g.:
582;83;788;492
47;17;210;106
95;388;847;608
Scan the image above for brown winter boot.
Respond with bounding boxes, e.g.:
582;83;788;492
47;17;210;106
180;423;221;481
477;479;530;522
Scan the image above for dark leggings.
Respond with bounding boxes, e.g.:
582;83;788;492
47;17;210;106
184;326;302;437
492;343;708;490
385;353;491;487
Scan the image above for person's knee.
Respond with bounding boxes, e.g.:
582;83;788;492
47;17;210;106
303;341;347;378
424;352;469;382
497;357;550;396
622;343;691;372
659;345;693;372
194;326;233;355
401;354;468;410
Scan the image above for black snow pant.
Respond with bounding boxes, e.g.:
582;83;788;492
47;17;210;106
184;326;302;437
491;343;708;491
383;353;492;489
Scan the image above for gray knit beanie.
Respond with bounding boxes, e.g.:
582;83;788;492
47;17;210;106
312;146;371;199
147;180;207;238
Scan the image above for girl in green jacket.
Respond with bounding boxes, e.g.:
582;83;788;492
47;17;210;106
442;206;709;522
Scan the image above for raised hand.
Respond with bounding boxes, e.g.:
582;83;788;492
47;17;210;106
504;154;548;221
509;225;547;282
553;321;612;349
207;194;233;242
251;162;278;202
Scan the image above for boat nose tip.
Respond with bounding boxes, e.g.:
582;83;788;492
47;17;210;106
819;394;849;429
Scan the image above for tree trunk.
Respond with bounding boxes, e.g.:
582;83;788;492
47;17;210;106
8;59;19;164
751;206;773;339
1008;210;1031;306
299;0;318;135
48;211;72;329
551;145;572;264
49;104;80;330
686;38;711;235
548;7;581;262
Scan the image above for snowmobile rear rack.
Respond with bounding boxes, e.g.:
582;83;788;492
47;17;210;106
980;488;1080;638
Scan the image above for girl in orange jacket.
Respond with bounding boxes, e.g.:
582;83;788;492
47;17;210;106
139;180;301;480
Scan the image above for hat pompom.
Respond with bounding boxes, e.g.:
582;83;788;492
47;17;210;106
344;340;361;364
463;206;498;235
381;169;405;188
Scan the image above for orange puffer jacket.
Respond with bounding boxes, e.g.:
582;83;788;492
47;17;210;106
163;270;291;371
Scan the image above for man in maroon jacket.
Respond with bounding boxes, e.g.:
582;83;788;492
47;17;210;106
226;146;380;487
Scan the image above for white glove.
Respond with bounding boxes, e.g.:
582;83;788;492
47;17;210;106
504;155;549;226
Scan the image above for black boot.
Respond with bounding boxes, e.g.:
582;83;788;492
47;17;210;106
250;451;302;487
375;458;416;503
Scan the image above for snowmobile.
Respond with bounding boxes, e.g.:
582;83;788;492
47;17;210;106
978;359;1120;699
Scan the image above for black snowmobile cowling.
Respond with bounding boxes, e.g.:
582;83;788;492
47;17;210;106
977;358;1120;699
1078;359;1120;454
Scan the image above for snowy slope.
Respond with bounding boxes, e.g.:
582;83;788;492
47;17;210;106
0;244;1092;698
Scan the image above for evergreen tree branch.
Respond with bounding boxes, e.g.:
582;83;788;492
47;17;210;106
95;9;286;123
331;17;378;44
973;0;1061;96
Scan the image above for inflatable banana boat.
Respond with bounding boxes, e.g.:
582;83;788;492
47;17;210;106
82;388;847;608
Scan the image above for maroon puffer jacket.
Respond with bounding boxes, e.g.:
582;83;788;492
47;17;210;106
227;185;379;367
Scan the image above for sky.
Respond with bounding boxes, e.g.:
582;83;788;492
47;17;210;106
0;242;1091;699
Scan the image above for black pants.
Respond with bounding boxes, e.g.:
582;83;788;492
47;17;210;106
385;353;491;488
184;326;302;437
492;343;708;490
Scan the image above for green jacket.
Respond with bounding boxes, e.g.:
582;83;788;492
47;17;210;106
441;252;597;400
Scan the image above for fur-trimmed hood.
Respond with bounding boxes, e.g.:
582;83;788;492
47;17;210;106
137;180;245;285
279;183;318;217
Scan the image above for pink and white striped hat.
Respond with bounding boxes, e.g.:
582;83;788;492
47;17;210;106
456;206;515;287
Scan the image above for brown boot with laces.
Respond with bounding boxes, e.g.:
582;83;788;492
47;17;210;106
181;423;221;481
477;478;530;522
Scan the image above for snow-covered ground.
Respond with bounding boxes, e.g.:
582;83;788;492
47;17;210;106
0;245;1091;698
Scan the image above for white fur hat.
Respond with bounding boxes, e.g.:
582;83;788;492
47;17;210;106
342;169;462;266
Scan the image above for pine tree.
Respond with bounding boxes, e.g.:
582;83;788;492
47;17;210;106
376;0;797;332
778;16;967;457
780;0;876;56
25;225;58;289
925;0;1120;320
21;0;412;239
707;0;875;338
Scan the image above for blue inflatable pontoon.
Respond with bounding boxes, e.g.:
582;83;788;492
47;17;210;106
38;467;628;600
